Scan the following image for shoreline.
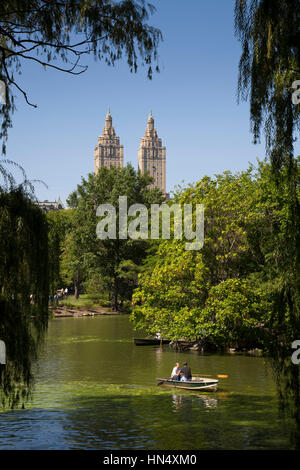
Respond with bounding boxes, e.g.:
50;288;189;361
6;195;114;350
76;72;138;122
48;310;263;356
168;339;263;356
50;305;126;318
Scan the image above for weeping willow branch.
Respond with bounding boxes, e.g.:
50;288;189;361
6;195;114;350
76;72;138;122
235;0;300;448
0;188;49;409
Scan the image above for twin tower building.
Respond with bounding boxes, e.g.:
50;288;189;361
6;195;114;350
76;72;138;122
94;109;166;195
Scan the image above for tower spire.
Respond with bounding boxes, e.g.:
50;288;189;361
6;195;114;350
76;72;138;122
94;111;123;173
148;109;153;120
138;112;166;196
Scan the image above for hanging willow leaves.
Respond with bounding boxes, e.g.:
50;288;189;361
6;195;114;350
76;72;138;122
235;0;300;346
235;0;300;447
0;188;49;408
234;0;300;163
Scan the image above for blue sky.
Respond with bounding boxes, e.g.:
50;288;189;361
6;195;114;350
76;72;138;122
4;0;299;205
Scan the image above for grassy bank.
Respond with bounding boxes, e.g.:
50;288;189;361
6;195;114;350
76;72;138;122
59;294;110;310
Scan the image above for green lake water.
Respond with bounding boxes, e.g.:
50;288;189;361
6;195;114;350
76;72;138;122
0;315;293;449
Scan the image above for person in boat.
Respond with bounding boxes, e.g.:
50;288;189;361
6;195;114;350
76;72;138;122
180;362;192;381
171;362;181;381
155;331;162;340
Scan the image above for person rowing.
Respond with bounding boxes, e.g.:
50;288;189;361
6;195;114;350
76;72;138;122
180;361;192;382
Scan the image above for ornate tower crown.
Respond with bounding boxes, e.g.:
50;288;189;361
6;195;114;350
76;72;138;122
144;110;157;138
103;107;115;136
138;111;166;195
94;109;123;173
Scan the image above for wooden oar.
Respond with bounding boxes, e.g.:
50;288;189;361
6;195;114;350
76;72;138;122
194;373;229;379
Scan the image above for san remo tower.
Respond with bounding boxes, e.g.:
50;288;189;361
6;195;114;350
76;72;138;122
94;109;124;173
138;111;166;195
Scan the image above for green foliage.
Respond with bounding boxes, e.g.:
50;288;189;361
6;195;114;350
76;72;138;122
235;1;300;353
64;164;164;310
61;228;89;300
132;240;210;339
84;273;108;302
178;168;258;283
59;294;107;309
131;162;297;350
46;209;73;297
235;0;300;162
0;189;49;408
198;279;271;349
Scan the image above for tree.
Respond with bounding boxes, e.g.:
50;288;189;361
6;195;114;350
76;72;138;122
46;209;73;299
66;163;164;310
132;240;210;340
0;189;49;408
235;0;300;161
235;1;300;338
199;278;270;350
177;168;259;284
0;0;162;152
235;1;300;446
131;163;293;349
60;207;93;300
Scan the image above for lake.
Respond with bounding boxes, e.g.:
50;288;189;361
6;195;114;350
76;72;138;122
0;315;292;449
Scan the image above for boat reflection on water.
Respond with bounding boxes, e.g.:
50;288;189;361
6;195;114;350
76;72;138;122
172;394;183;411
171;393;218;411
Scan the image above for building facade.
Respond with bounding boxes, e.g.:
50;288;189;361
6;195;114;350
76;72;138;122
94;110;166;195
35;197;64;212
94;109;124;173
138;111;166;195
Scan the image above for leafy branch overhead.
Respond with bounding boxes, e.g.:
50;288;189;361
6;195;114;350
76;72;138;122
234;0;300;167
0;0;162;153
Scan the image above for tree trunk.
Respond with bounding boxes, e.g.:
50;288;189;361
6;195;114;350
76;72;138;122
113;275;118;312
74;277;79;300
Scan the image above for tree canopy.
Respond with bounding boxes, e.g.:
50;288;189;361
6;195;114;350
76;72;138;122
0;188;49;408
131;161;299;351
235;3;300;444
235;0;300;165
64;164;164;310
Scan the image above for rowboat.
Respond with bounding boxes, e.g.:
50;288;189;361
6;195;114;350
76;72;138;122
134;338;170;346
156;377;218;391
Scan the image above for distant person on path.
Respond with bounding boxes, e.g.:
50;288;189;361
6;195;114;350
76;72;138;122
180;362;192;382
64;287;68;296
171;362;181;381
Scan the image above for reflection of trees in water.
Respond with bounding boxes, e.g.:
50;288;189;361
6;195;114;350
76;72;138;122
270;354;300;449
171;393;218;412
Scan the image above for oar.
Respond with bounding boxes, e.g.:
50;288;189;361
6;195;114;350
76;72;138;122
157;378;171;386
194;373;229;379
